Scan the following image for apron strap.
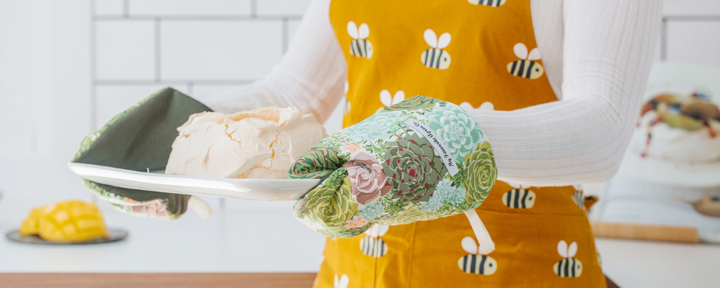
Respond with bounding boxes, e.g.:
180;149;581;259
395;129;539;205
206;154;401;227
464;209;495;255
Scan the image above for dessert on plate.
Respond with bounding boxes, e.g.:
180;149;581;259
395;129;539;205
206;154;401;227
165;107;328;179
631;90;720;163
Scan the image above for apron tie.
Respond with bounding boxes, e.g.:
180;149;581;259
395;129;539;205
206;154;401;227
464;209;494;255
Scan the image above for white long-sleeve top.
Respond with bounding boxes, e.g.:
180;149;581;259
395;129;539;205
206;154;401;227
204;0;662;187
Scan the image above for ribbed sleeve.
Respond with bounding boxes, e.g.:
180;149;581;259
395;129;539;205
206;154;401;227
469;0;662;186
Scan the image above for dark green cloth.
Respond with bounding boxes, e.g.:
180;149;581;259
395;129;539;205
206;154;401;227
73;87;211;218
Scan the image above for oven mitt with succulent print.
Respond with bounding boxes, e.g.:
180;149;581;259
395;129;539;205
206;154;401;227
290;96;497;253
71;87;212;220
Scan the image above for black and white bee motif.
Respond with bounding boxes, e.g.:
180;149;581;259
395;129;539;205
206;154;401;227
347;21;373;59
572;185;584;210
507;43;544;79
468;0;507;7
334;274;349;288
502;182;536;209
458;236;498;275
376;89;405;113
421;29;452;70
359;224;389;258
553;240;583;278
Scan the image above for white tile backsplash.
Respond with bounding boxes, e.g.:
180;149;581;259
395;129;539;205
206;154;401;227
0;114;36;156
256;0;311;16
190;85;244;101
666;21;720;65
288;19;301;47
160;20;283;80
95;85;188;128
129;0;251;16
95;21;156;80
663;0;720;15
94;0;124;15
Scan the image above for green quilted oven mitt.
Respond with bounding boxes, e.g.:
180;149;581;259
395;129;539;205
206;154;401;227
71;88;211;220
290;96;498;238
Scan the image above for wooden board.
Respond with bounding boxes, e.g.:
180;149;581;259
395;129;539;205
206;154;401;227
0;273;316;288
0;273;620;287
591;221;699;243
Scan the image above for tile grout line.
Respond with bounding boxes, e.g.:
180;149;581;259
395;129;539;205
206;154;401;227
662;14;720;21
155;18;161;83
251;0;257;18
90;0;97;130
660;17;667;61
282;17;289;54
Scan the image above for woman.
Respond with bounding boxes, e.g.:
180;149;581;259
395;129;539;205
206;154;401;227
206;0;661;287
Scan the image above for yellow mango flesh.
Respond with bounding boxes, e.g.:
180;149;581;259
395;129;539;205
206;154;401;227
19;206;47;236
20;200;109;242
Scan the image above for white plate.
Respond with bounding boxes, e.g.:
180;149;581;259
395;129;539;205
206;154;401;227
68;163;320;201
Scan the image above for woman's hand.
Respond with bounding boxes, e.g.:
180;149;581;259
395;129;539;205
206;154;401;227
290;96;498;238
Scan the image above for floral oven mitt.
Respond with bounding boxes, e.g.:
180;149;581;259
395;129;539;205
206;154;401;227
290;96;498;239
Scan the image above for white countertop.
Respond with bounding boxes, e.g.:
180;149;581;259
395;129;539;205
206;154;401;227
0;201;327;273
1;199;719;288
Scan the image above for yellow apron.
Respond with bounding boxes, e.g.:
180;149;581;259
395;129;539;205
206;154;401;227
316;0;605;287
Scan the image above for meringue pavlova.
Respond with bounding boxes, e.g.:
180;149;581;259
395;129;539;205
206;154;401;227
631;91;720;163
165;107;327;179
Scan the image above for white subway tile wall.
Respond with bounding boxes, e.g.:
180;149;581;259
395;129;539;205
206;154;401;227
666;21;720;65
160;21;283;80
129;0;252;16
95;85;187;128
256;0;313;16
94;0;124;15
95;20;156;80
92;0;308;134
663;0;720;15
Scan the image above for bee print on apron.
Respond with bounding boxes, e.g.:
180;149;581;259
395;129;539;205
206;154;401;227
501;182;536;209
458;236;498;275
376;89;405;112
468;0;507;7
421;29;452;70
334;274;349;288
554;240;583;278
347;21;373;59
507;43;544;79
359;224;389;258
572;185;584;210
